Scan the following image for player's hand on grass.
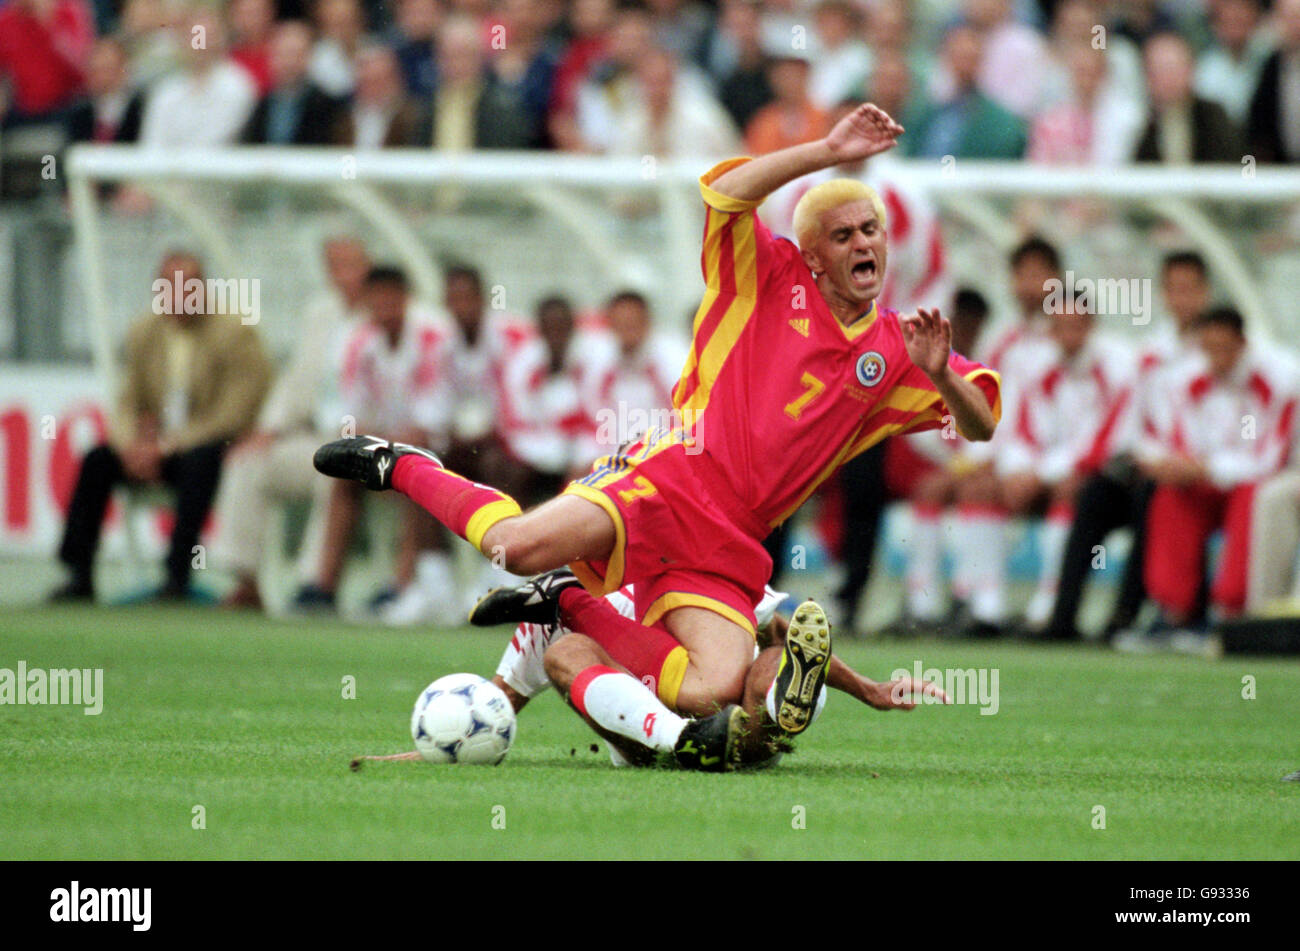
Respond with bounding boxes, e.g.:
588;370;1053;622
901;307;953;378
867;675;952;711
825;103;903;163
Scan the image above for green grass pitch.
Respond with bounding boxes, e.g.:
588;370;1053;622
2;605;1298;860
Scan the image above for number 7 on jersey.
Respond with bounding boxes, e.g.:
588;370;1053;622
784;371;826;420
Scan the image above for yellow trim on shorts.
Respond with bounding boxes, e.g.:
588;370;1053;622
466;499;522;553
561;482;627;592
657;645;690;708
568;560;606;597
640;591;757;638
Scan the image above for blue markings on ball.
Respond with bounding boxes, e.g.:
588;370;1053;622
437;741;461;762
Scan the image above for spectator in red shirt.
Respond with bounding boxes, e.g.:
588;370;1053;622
228;0;277;95
547;0;613;150
0;0;93;125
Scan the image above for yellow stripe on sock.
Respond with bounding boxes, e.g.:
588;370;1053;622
466;499;522;553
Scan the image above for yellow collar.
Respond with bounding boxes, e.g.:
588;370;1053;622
836;301;878;341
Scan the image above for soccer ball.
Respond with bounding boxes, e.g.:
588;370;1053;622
410;673;516;765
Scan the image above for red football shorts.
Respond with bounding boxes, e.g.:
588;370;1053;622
563;435;772;635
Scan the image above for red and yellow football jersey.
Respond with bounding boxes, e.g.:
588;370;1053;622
673;158;1002;527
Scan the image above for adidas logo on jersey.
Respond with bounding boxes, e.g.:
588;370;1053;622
789;318;810;337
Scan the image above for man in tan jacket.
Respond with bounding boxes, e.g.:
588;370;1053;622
52;251;271;601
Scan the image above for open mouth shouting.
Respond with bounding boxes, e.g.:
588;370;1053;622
850;256;878;290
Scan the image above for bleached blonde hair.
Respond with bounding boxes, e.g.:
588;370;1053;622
792;179;888;249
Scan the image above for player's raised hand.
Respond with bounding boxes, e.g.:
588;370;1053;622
901;307;953;378
825;103;904;163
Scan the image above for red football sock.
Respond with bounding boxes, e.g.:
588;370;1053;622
392;454;521;553
559;587;689;708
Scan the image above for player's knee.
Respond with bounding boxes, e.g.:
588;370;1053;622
542;637;576;688
489;526;552;575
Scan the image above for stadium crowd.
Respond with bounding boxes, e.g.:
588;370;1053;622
18;0;1300;650
2;0;1299;165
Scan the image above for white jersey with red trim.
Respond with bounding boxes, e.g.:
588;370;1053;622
762;158;950;314
446;311;539;442
585;332;689;450
501;329;609;474
997;332;1138;482
981;317;1057;384
1158;345;1299;489
1122;324;1203;460
326;304;452;436
972;316;1057;467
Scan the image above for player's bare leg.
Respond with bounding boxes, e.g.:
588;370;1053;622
491;675;529;714
662;606;755;715
313;437;616;574
735;647;789;764
478;495;615;576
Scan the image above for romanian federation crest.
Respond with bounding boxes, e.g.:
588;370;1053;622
855;351;887;387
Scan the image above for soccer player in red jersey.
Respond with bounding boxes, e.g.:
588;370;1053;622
315;103;1001;769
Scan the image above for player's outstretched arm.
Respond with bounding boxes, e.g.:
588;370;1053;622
828;655;952;711
709;103;904;203
902;308;998;442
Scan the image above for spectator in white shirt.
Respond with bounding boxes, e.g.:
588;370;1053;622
500;296;604;495
1040;0;1145;112
1045;250;1212;642
1028;40;1144;166
958;0;1049;119
808;0;871;111
381;263;546;626
947;236;1061;633
609;46;740;158
309;0;367;97
588;289;688;458
138;9;258;147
